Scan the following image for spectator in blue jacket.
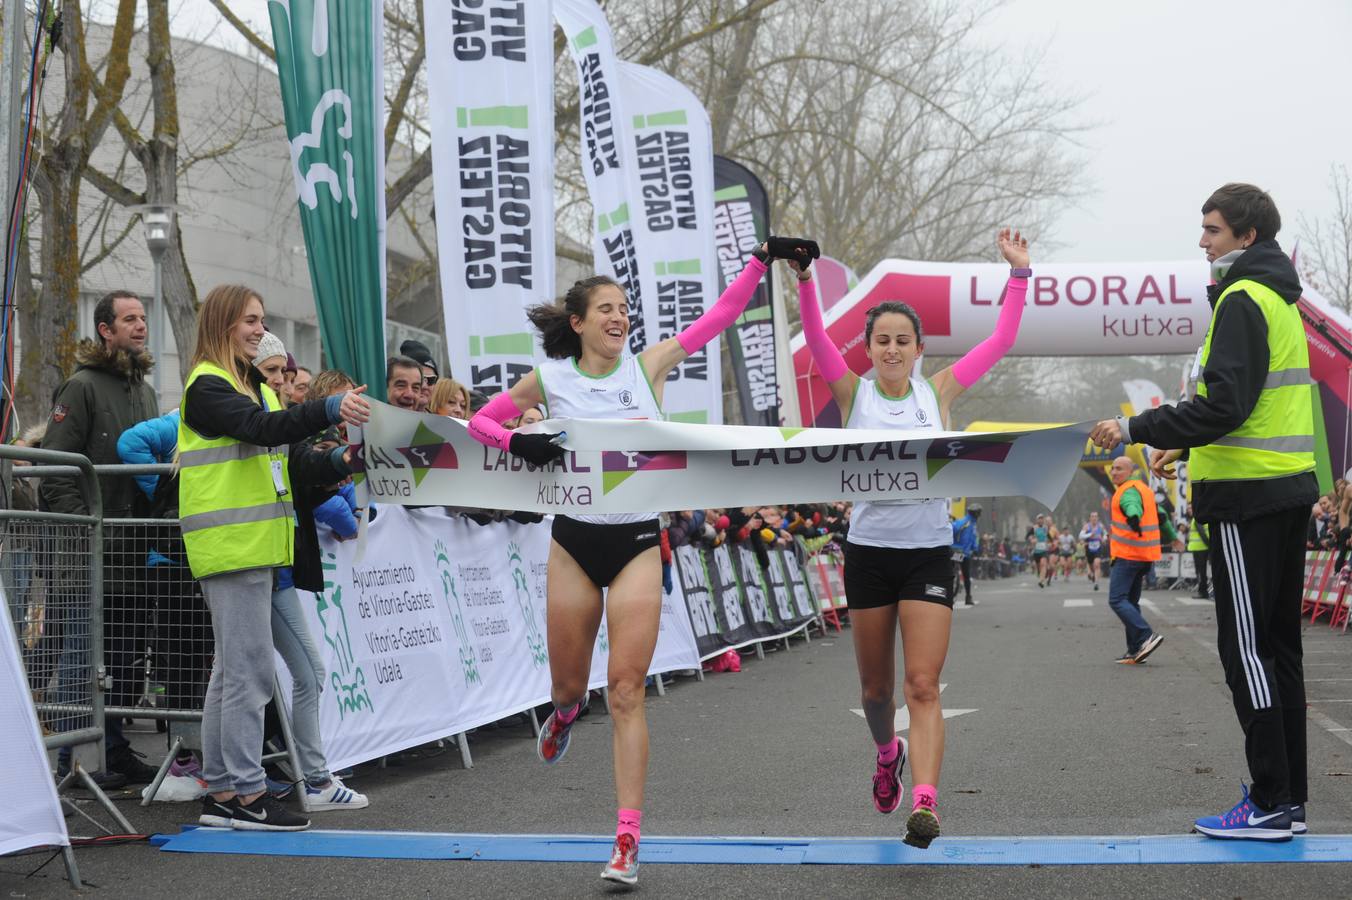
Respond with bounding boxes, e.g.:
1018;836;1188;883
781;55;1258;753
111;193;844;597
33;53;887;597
117;409;213;780
951;504;982;607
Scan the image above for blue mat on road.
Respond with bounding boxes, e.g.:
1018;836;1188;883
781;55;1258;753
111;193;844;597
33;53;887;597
151;827;1352;865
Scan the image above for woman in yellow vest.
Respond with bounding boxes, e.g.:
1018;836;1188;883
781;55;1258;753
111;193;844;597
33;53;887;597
179;285;369;832
1092;183;1318;841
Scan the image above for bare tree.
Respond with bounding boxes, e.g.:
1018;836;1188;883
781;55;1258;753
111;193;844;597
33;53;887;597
1299;164;1352;313
18;0;137;424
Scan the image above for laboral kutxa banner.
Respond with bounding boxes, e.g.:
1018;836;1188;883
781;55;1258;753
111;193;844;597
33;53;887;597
295;506;701;772
425;0;554;395
618;61;722;424
357;403;1089;516
792;258;1211;426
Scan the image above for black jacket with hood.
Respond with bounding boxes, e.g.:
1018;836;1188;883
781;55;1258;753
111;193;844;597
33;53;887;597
182;366;351;585
1124;240;1319;522
40;340;158;518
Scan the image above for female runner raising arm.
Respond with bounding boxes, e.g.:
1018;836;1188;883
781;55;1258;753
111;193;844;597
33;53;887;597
796;229;1030;848
467;242;787;886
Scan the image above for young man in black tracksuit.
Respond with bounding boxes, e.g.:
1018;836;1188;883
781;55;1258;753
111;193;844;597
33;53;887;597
1091;184;1319;841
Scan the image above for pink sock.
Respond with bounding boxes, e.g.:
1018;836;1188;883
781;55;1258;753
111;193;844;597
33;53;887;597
876;737;899;765
555;702;580;725
617;807;642;842
913;784;937;811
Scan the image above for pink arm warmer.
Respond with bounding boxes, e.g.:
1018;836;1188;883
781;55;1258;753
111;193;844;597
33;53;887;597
950;276;1028;388
467;390;526;451
797;276;849;382
675;256;769;354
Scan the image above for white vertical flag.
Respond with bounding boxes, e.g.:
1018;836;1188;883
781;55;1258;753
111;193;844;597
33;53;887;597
0;584;68;855
553;0;651;354
618;62;722;424
425;0;555;395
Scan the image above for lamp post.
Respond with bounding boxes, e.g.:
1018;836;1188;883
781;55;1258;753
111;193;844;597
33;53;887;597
134;205;175;397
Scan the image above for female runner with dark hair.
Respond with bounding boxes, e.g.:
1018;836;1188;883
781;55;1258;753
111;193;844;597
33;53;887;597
796;229;1031;848
467;242;792;885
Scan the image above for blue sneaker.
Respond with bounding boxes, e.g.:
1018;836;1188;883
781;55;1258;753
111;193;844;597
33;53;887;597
1193;785;1292;841
1290;803;1307;835
265;776;295;800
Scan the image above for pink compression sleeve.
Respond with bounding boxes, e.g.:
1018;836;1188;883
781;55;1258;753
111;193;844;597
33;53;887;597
950;276;1028;388
797;276;848;382
675;256;768;354
467;390;526;451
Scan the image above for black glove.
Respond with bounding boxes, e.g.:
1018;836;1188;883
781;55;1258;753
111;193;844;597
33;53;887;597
1127;513;1142;535
767;236;821;268
508;432;567;467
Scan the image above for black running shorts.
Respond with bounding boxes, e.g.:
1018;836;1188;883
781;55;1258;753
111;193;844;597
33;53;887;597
551;515;661;588
843;541;954;609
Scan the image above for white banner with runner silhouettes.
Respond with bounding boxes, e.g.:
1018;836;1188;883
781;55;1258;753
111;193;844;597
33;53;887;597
357;402;1089;516
293;506;700;772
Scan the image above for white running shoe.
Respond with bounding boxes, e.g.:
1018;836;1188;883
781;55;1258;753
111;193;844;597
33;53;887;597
304;775;370;811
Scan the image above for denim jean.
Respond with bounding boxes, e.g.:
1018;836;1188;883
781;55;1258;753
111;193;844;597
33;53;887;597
271;586;330;784
1108;559;1154;653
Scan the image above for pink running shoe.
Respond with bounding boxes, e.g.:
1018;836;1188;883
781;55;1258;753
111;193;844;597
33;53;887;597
537;706;576;764
872;738;908;814
905;795;941;849
601;833;639;886
169;756;203;780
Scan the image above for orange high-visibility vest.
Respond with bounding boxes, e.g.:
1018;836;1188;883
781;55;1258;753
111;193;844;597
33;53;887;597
1110;478;1161;562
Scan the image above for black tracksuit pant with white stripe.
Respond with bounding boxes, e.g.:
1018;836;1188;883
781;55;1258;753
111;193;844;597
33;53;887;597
1209;506;1308;811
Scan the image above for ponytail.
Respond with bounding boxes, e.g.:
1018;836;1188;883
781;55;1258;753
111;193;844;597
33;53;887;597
528;275;622;359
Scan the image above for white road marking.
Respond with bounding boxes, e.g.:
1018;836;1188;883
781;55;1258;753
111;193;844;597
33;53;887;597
1063;599;1094;608
1175;597;1214;607
848;684;978;731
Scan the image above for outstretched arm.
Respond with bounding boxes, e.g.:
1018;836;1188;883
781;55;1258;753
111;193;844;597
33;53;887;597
639;246;771;396
932;228;1031;411
466;371;564;466
793;262;858;417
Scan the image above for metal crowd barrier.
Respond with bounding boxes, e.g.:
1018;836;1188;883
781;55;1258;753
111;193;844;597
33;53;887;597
0;446;123;887
11;462;481;814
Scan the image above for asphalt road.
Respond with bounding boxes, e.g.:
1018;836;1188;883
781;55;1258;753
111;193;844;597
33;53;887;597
6;574;1352;898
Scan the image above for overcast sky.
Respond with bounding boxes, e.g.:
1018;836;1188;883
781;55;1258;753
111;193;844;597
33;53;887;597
974;0;1352;263
175;0;1351;266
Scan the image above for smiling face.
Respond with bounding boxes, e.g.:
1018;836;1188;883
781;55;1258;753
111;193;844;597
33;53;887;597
387;364;423;410
1199;209;1254;263
231;297;266;361
572;284;629;358
866;311;922;380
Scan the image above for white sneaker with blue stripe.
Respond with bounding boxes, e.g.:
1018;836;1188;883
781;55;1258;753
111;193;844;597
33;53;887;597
1193;785;1291;841
305;775;369;811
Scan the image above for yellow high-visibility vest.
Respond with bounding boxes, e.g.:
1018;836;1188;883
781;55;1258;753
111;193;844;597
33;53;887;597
177;362;293;579
1190;279;1315;483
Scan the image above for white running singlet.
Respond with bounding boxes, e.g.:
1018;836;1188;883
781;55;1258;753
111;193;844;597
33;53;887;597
536;354;663;525
845;376;951;549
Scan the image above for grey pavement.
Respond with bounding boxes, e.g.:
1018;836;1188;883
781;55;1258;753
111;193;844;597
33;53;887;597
6;574;1352;898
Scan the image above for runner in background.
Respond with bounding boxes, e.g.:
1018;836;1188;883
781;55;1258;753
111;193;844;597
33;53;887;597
466;242;779;887
1031;514;1052;587
1056;526;1076;581
1080;511;1108;591
796;228;1031;850
950;504;982;607
1044;517;1061;583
